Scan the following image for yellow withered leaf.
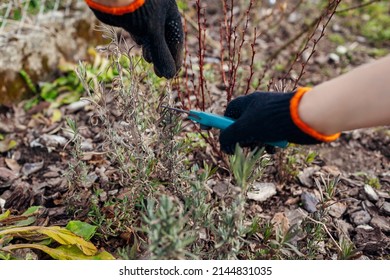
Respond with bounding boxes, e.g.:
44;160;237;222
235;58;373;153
50;109;62;123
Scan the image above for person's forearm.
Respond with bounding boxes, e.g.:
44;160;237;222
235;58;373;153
299;54;390;135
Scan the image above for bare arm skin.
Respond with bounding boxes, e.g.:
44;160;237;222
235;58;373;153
299;54;390;135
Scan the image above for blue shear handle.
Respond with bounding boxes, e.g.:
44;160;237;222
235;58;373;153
189;111;288;148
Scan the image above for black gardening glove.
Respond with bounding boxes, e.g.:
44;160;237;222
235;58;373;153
219;88;340;154
86;0;183;79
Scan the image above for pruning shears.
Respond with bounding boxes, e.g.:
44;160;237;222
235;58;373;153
163;106;288;148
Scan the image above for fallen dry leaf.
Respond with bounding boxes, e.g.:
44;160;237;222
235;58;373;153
271;212;290;236
21;161;45;176
0;167;18;180
5;158;21;173
0;139;17;153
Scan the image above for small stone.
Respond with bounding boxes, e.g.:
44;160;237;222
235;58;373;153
315;54;328;65
381;171;390;177
108;189;119;196
356;225;374;231
363;201;378;219
332;23;341;32
288;12;299;23
84;172;98;188
39;134;68;147
356;36;366;43
377;190;390;199
81;141;94;151
285;208;308;227
247;183;277;202
0;197;5;209
336;219;353;236
321;165;341;176
213;182;229;197
364;184;379;202
301;192;319;213
99;191;108;202
348;187;360;197
328;53;340;64
336;45;348;55
66;99;91;113
362;14;370;21
316;241;327;255
198;228;208;240
328;202;347;218
298;167;319;187
351;210;371;226
370;216;390;233
380;202;390;216
30;139;44;148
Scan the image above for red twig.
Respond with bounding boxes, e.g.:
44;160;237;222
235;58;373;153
220;0;254;102
284;0;342;87
219;22;228;91
196;0;206;111
230;0;254;99
179;17;189;109
245;27;257;95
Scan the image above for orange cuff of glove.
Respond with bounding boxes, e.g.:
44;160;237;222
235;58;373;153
85;0;145;15
290;87;341;142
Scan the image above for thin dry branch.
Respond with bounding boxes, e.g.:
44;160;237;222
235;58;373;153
336;0;383;13
275;0;341;87
300;209;343;253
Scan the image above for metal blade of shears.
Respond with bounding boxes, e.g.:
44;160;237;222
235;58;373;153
162;106;201;121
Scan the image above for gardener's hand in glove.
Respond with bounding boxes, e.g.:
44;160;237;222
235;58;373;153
219;88;340;154
86;0;183;79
